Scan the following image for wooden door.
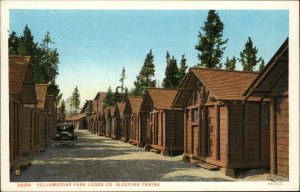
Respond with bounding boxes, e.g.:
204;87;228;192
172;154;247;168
190;107;199;156
207;106;216;158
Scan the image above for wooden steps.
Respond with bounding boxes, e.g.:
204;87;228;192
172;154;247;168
190;159;220;171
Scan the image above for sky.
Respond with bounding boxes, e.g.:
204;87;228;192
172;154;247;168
9;10;289;109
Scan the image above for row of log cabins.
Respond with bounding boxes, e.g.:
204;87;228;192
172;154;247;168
9;56;58;170
77;38;289;178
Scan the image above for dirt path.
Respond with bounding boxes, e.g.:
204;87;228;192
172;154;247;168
11;130;271;182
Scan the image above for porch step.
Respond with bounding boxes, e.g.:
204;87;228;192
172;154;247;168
189;158;200;164
196;162;220;171
150;148;160;154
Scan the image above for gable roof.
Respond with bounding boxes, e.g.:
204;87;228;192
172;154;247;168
147;88;178;110
117;102;126;114
173;68;258;107
9;56;31;95
103;108;110;119
65;112;87;121
80;100;92;113
244;38;288;98
94;91;106;101
128;96;143;114
109;105;117;116
35;84;48;110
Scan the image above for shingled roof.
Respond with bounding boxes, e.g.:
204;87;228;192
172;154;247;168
128;96;143;114
109;105;117;117
35;84;48;110
9;56;31;95
173;68;259;107
244;38;288;98
117;102;126;114
65;112;87;121
147;88;178;110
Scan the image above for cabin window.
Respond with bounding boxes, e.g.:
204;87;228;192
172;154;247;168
264;110;270;129
192;108;199;122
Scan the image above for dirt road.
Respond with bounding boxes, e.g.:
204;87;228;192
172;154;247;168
11;130;271;182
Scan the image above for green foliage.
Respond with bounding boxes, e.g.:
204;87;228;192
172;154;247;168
132;49;156;95
56;93;63;104
8;25;60;99
239;37;262;72
224;56;237;70
178;54;188;85
8;31;20;55
71;86;80;114
18;25;37;56
60;99;66;114
104;86;114;107
163;53;179;88
122;87;129;101
258;59;265;72
119;66;126;94
195;10;228;68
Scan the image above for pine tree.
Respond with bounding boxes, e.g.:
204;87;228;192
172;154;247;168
18;24;37;56
178;54;188;85
119;67;126;94
8;31;20;55
224;56;236;70
195;10;228;68
71;86;80;114
240;37;262;72
60;99;65;114
122;87;129;102
163;55;179;88
133;49;156;95
104;86;114;107
258;59;265;72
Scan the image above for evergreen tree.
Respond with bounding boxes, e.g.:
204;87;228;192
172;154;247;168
8;31;20;55
56;93;63;104
104;86;114;107
18;24;37;56
122;87;129;102
258;59;265;72
224;56;237;70
133;49;156;95
178;54;188;85
239;37;262;72
60;99;66;114
195;10;228;68
71;86;80;114
119;66;126;94
163;55;179;88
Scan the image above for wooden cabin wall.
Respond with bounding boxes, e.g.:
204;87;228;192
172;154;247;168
9;98;22;168
165;110;184;150
130;114;138;141
105;118;111;137
228;102;270;168
139;112;148;145
271;97;289;177
21;107;33;155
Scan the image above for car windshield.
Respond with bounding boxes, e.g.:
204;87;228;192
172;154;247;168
57;124;74;133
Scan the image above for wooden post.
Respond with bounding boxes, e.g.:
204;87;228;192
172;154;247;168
270;98;277;175
163;111;166;147
216;104;220;160
258;102;262;161
198;106;202;157
203;106;207;157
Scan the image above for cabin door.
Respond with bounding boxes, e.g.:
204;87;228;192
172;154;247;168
190;107;200;156
207;106;216;159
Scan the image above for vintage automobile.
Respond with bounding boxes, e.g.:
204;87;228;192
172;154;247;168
52;123;77;147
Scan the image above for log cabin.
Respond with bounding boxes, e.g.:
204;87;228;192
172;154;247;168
35;84;51;148
104;108;111;137
172;67;270;176
128;96;146;147
110;105;121;140
141;88;184;156
65;113;88;130
117;102;131;142
244;39;289;177
9;56;38;167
